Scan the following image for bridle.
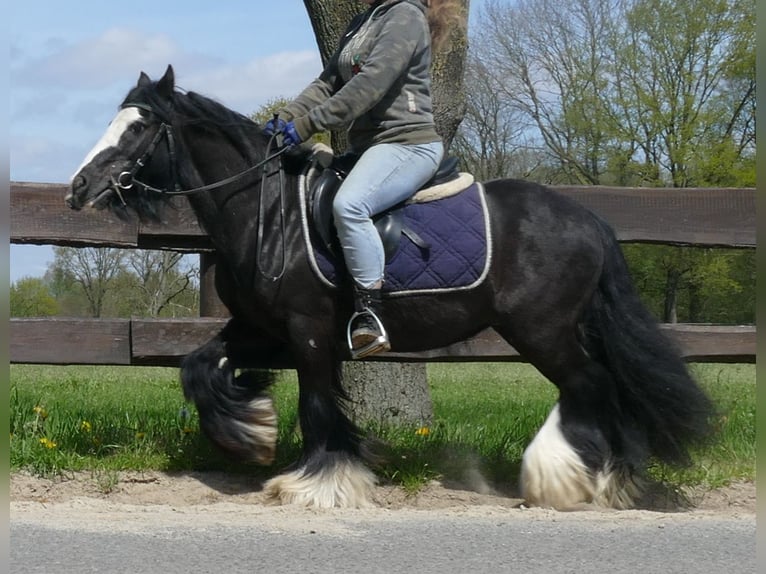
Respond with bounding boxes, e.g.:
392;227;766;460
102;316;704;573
114;102;290;281
112;103;288;197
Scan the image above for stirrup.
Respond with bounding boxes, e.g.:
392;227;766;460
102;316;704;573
346;308;390;359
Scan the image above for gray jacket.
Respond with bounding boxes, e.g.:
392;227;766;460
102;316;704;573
282;0;440;152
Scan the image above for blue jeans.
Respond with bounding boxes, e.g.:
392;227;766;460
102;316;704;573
332;141;444;289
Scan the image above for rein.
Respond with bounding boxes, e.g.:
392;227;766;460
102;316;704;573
117;103;289;281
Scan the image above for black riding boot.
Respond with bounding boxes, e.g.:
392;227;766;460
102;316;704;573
347;285;390;359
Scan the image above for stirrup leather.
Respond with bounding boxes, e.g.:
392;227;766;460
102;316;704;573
346;308;390;359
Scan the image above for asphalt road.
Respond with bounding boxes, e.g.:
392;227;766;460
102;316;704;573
10;504;755;574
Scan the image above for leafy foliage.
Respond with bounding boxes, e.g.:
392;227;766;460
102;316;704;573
454;0;755;323
10;277;60;317
11;248;199;318
460;0;755;187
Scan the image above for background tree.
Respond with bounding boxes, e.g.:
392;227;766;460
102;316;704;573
42;247;199;318
51;247;125;318
120;251;199;317
451;53;541;180
614;0;755;187
463;0;755;323
471;0;755;187
473;0;619;184
10;277;60;317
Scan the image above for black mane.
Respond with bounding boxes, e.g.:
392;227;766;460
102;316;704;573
122;81;267;158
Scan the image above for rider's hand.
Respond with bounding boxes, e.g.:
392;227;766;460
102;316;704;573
282;121;303;147
263;117;287;136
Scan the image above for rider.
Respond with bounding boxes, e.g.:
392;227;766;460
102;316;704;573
265;0;459;358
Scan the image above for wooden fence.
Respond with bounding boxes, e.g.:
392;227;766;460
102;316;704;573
10;181;757;366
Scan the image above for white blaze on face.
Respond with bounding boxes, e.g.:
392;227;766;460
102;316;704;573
71;107;143;181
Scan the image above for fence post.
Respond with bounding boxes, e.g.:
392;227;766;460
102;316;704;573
199;253;230;318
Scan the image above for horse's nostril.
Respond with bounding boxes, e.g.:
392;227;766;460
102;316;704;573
65;193;79;210
67;175;87;209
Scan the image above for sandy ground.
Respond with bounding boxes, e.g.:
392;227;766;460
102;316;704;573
10;470;756;530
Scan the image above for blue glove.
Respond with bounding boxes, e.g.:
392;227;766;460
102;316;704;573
282;121;303;147
263;117;287;136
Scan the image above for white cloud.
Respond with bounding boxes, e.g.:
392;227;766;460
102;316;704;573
10;26;323;181
179;51;321;115
12;27;213;90
12;26;321;116
10;134;88;182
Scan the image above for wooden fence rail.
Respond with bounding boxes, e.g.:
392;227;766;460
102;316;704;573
10;182;757;365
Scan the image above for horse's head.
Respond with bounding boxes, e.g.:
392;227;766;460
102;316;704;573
66;65;178;220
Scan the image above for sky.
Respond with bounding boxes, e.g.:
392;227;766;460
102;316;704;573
9;1;488;283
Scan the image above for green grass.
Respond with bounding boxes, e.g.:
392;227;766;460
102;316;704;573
9;363;755;493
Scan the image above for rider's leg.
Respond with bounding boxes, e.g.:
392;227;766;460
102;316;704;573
333;141;443;357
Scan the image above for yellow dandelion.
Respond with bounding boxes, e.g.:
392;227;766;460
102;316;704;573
33;405;49;420
415;426;430;436
182;427;194;434
39;437;57;449
80;420;92;433
135;432;146;440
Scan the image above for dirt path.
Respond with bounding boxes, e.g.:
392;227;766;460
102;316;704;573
10;470;756;525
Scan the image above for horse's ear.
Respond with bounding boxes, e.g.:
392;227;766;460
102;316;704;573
156;65;175;99
138;71;152;87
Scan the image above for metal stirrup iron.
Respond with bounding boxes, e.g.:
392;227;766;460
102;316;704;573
346;308;390;359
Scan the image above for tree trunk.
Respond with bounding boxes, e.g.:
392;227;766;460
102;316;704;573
664;269;679;323
430;3;469;148
301;0;468;425
687;283;701;323
341;361;432;426
302;0;360;152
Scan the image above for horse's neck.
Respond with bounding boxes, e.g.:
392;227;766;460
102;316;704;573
179;129;294;233
179;136;302;278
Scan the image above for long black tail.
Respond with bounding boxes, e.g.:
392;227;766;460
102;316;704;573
582;218;714;467
180;332;278;464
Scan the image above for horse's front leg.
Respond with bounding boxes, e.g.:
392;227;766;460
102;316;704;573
263;336;376;508
180;318;281;464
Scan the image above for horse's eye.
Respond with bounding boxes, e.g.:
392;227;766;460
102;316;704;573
131;123;145;134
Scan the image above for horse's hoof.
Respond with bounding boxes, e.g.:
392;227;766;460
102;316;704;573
263;457;376;508
520;404;640;510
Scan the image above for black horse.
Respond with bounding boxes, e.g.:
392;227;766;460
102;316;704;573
66;66;712;509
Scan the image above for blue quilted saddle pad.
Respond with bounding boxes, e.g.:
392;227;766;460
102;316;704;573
305;182;491;296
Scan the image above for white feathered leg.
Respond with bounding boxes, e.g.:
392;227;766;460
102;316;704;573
521;403;639;510
264;455;377;508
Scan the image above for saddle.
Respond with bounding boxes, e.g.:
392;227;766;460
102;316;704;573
308;150;465;262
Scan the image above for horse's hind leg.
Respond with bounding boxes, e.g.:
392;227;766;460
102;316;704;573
496;327;642;510
504;216;712;510
522;346;642;509
180;319;279;465
263;336;376;508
